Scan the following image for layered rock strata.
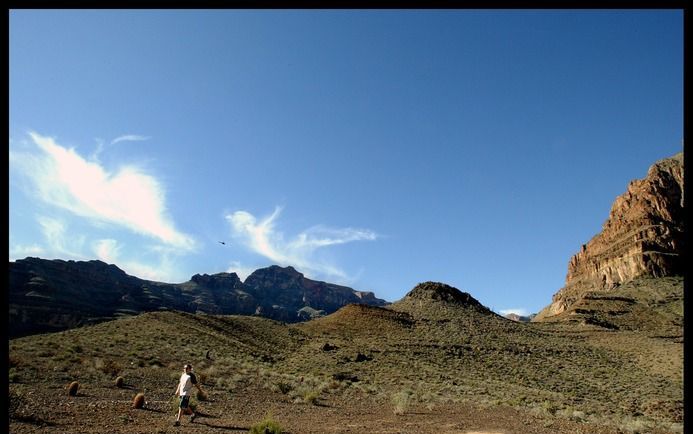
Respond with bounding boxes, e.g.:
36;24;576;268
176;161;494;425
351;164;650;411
8;259;387;337
535;152;684;320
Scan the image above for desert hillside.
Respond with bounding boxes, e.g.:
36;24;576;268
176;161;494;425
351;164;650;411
8;154;684;434
9;282;682;433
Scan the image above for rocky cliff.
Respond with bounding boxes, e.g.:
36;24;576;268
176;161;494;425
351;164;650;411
243;265;387;322
8;258;387;337
535;152;684;321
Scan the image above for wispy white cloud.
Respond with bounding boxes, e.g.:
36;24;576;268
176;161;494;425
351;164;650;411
9;243;45;260
89;135;149;161
90;138;106;162
11;132;195;251
92;238;184;283
124;261;178;282
36;215;86;259
9;217;187;283
226;261;257;282
225;206;377;282
93;239;121;264
110;134;150;145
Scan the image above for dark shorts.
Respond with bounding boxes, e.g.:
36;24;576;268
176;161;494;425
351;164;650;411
179;395;190;409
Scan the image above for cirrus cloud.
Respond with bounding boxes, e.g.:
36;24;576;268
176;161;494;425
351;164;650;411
92;238;181;282
225;206;377;282
110;134;150;145
10;131;196;251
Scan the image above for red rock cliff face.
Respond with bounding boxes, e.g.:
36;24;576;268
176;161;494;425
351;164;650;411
535;152;684;320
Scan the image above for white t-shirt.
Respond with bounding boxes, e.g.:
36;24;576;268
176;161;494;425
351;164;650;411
178;372;197;396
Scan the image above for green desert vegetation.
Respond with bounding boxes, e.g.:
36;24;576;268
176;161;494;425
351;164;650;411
8;277;683;433
249;413;284;434
391;389;412;415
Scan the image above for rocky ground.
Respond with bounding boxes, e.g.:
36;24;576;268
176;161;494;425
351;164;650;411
8;280;683;434
9;375;638;434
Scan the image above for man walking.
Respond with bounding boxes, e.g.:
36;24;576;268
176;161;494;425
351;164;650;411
174;364;204;426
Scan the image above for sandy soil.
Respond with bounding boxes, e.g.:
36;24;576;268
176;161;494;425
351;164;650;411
9;380;629;434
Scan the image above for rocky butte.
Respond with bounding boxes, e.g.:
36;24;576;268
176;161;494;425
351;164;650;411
535;152;684;321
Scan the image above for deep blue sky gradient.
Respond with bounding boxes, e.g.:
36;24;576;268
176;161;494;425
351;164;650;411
9;10;683;315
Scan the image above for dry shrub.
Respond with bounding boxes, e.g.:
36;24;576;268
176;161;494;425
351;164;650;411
114;376;124;388
67;381;79;396
302;389;320;405
198;366;217;385
9;354;23;368
272;380;294;394
9;389;24;419
132;393;145;409
98;358;124;377
249;412;284;434
196;389;208;401
392;390;411;415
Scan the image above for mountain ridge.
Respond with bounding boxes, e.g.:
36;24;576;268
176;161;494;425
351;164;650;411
8;257;387;338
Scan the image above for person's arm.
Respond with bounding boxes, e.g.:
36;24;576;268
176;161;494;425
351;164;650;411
174;381;180;396
191;373;203;392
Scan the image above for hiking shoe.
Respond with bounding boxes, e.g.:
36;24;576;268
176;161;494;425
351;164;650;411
190;412;197;423
173;420;180;426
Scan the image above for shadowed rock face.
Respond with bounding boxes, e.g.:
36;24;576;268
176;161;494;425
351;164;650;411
8;259;387;337
243;265;388;322
535;153;684;321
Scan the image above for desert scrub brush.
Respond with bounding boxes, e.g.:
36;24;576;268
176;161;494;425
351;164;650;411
196;388;208;401
392;389;412;415
249;413;283;434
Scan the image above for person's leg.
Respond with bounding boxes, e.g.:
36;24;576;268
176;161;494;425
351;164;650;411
175;407;182;425
175;396;188;425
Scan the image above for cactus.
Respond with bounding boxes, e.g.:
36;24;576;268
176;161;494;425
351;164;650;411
132;392;145;409
68;381;79;396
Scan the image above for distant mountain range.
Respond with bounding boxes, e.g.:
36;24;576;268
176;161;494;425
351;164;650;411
8;259;387;338
504;313;536;323
8;152;683;339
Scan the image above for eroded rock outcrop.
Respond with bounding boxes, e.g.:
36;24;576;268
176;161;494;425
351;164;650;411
535;152;684;321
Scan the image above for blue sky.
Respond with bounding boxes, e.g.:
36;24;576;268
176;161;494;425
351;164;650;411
9;10;683;316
